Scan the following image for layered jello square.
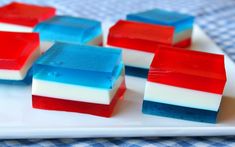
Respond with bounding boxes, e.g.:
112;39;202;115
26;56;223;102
0;2;55;32
142;46;227;123
107;20;179;78
0;31;40;84
127;8;194;47
32;43;126;117
33;16;103;52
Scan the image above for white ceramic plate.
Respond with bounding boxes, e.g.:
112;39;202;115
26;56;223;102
0;25;235;139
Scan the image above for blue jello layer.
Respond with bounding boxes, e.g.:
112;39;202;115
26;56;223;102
127;9;194;33
142;100;218;123
33;16;102;44
125;66;149;78
0;68;33;85
33;43;123;89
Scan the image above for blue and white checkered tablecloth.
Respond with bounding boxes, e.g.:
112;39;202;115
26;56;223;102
0;0;235;146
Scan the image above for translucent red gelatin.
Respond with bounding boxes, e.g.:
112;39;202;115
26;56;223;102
148;46;227;94
0;31;39;70
0;2;55;27
107;20;175;53
32;80;126;117
174;38;191;48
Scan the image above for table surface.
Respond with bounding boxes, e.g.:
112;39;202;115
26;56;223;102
0;0;235;146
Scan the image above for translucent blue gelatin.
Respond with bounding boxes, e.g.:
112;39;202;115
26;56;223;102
33;43;123;89
125;66;149;78
33;16;102;44
127;9;194;33
142;100;218;123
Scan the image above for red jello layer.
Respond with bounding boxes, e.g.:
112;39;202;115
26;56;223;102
32;80;126;117
0;31;39;70
148;46;227;94
0;2;55;27
174;38;191;48
107;20;174;53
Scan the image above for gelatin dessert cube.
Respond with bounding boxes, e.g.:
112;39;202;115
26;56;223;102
32;80;126;117
127;8;194;33
33;16;103;52
107;20;190;78
127;9;194;48
34;43;122;88
0;2;55;32
32;43;126;117
142;46;227;123
0;31;40;83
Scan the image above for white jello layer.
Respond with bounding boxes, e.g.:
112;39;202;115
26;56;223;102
0;23;33;32
173;29;192;44
107;45;154;69
144;81;222;111
40;35;103;53
0;47;40;80
32;70;124;104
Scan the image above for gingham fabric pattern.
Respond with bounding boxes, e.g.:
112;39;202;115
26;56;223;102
1;137;235;147
0;0;235;146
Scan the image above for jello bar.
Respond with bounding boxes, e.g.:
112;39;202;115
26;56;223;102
0;2;55;32
0;31;40;84
33;16;103;52
32;43;126;117
142;46;227;123
127;8;194;47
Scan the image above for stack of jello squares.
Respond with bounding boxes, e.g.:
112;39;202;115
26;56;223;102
0;2;103;53
107;9;194;78
0;1;228;123
0;2;126;117
107;8;227;123
0;2;56;84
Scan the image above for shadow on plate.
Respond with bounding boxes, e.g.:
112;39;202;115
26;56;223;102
112;88;143;117
217;95;235;123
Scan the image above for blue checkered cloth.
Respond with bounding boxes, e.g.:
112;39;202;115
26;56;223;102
0;0;235;146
